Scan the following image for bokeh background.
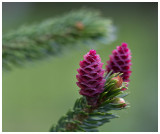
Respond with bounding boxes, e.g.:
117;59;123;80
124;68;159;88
2;2;158;132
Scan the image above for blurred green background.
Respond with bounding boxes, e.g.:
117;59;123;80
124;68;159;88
2;2;158;132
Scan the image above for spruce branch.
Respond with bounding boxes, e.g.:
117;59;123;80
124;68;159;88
2;9;115;70
50;73;129;132
50;44;132;132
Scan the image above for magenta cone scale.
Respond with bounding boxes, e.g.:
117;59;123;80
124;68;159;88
106;43;132;82
76;50;105;99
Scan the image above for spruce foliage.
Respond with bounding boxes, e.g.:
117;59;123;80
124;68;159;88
50;73;129;132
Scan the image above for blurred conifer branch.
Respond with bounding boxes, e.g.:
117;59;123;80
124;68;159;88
2;9;116;70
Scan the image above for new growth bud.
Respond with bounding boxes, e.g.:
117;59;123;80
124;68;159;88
75;21;84;30
111;75;123;89
113;98;127;107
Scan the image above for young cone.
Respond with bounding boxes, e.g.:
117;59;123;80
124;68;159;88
76;50;105;105
106;43;132;82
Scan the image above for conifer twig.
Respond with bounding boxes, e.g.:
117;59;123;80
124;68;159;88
50;73;129;132
50;43;132;132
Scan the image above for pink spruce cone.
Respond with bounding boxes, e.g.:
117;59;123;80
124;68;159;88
106;43;132;82
76;50;105;105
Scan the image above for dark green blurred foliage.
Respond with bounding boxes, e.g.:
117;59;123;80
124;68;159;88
3;9;115;70
2;2;158;132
